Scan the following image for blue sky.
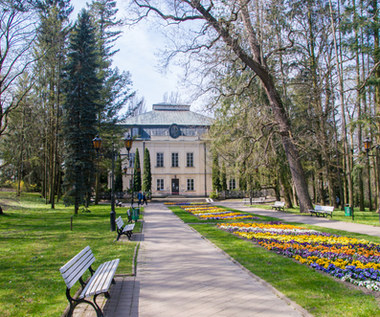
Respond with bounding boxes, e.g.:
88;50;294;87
71;0;189;111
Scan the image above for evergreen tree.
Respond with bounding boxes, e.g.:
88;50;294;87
88;0;135;123
62;9;101;214
133;148;141;192
88;0;137;203
114;156;122;192
221;162;227;191
212;154;221;192
142;148;151;194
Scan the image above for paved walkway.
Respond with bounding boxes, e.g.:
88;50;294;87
103;202;310;317
217;201;380;238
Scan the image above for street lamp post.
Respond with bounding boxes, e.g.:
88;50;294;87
92;135;133;231
124;135;134;207
363;137;380;222
364;137;373;211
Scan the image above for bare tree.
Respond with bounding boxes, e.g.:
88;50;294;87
0;1;38;137
131;0;313;211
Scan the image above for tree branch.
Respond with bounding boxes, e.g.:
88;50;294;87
358;61;380;92
133;0;204;22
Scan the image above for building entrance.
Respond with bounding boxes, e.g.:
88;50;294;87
171;179;179;195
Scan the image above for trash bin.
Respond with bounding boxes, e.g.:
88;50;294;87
344;205;352;216
132;207;140;221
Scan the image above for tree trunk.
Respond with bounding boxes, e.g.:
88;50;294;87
262;79;313;212
373;0;380;213
274;176;281;201
17;108;25;197
95;167;100;205
354;0;365;211
279;166;293;208
237;1;312;212
329;0;354;209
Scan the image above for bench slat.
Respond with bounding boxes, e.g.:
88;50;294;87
116;217;124;228
123;224;135;232
60;246;91;274
310;205;334;217
315;205;334;212
80;259;119;298
60;246;96;289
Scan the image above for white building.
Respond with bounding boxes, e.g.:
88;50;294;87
119;103;213;197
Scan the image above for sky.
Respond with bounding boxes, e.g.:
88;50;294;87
71;0;195;112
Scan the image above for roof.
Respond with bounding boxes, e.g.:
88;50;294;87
119;103;213;127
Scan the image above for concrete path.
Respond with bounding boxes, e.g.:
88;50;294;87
103;202;310;317
217;201;380;238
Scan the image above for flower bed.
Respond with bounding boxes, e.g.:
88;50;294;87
180;205;259;221
217;222;380;291
164;202;209;205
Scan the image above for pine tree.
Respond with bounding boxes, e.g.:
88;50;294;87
114;156;123;192
133;148;141;192
62;9;101;214
221;162;227;192
142;148;151;194
88;0;135;122
212;154;221;192
88;0;136;203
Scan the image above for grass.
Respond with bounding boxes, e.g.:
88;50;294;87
170;205;380;317
0;191;139;317
246;202;380;226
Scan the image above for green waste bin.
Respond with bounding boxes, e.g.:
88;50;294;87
344;205;352;216
132;207;140;221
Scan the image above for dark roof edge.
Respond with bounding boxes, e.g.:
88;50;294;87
152;103;190;111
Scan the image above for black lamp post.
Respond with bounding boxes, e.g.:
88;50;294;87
123;135;136;207
92;134;133;231
363;136;380;221
364;137;373;211
124;134;133;154
364;137;372;153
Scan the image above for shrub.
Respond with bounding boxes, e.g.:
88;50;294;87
209;191;219;200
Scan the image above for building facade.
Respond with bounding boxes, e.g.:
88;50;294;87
119;103;213;197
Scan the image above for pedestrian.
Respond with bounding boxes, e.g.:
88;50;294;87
137;191;143;206
143;192;148;205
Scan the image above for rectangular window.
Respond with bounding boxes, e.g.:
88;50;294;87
131;127;139;137
187;179;194;191
156;152;164;167
129;153;135;168
172;152;179;167
186;152;194;167
157;179;164;191
229;179;236;190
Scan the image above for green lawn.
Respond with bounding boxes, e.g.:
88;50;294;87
247;202;380;226
170;205;380;317
0;191;139;317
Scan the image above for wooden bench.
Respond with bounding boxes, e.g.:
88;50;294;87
243;197;265;205
59;246;119;317
309;205;334;218
116;216;135;241
271;201;285;211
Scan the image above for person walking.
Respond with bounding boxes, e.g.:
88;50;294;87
137;191;143;206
